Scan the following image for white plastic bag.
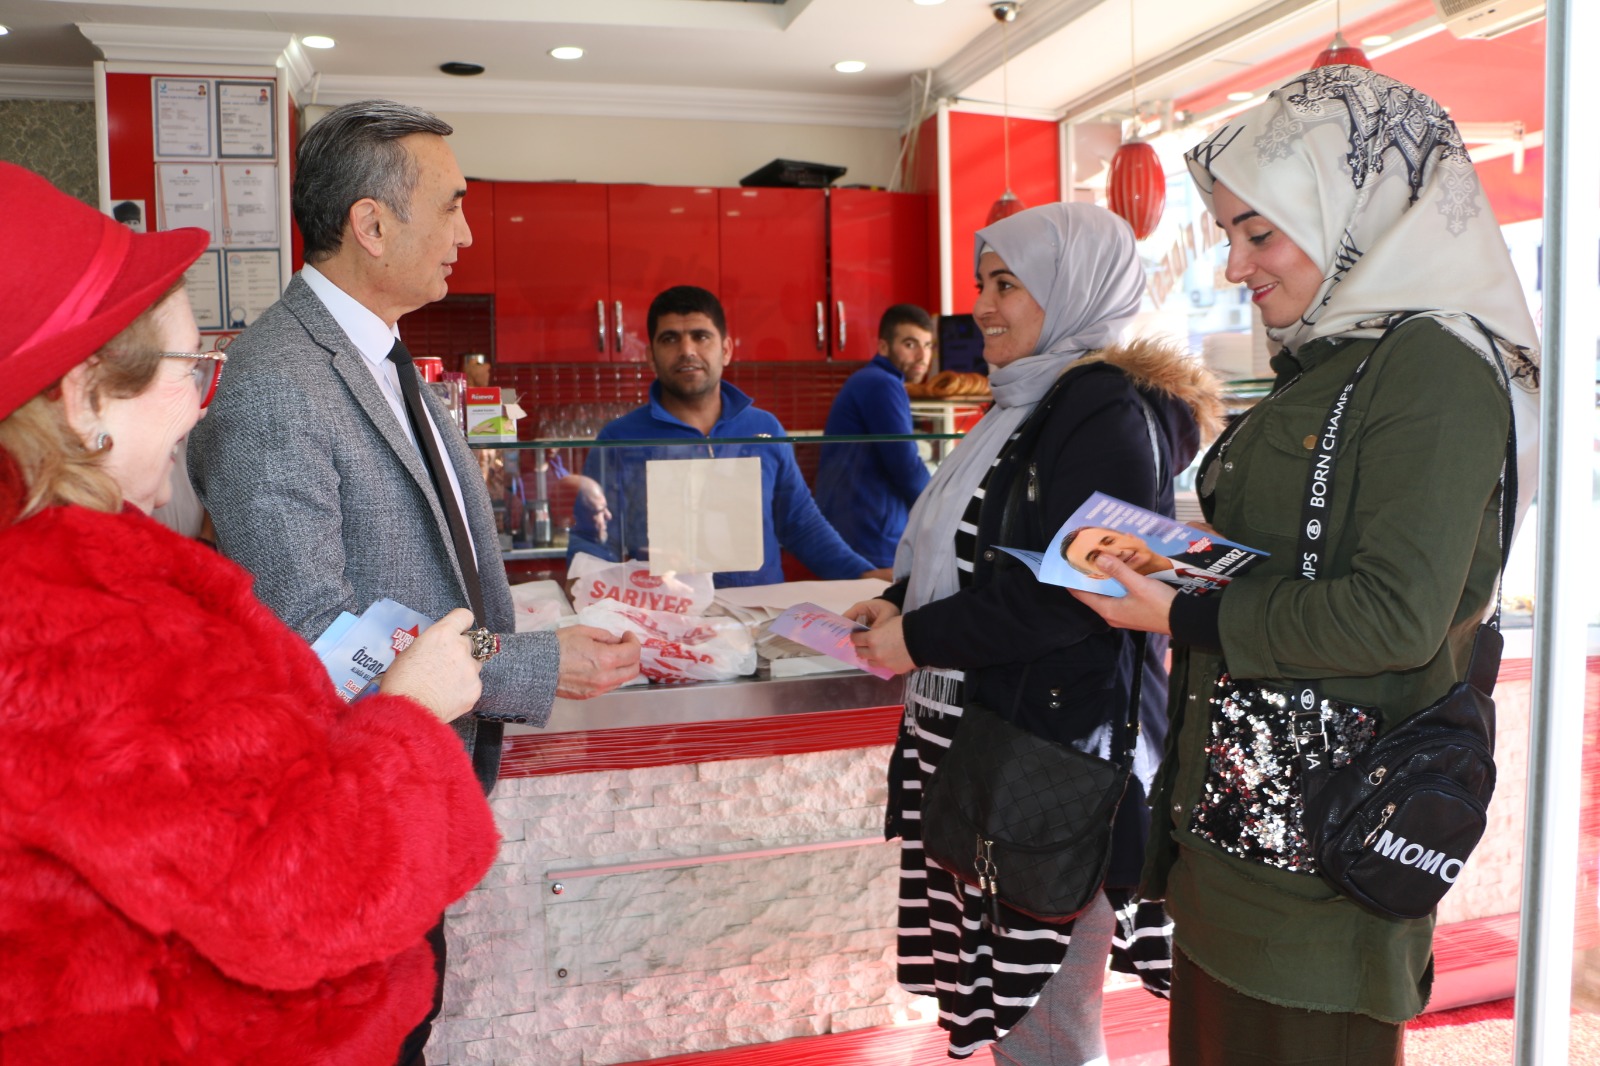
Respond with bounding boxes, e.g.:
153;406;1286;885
577;599;756;683
568;553;714;616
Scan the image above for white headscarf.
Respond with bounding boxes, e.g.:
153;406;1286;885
894;202;1145;623
1185;66;1540;522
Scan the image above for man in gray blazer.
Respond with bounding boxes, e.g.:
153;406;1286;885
190;100;638;1066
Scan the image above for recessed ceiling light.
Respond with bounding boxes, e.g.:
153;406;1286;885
834;60;867;74
440;62;485;76
1227;91;1255;102
0;25;10;36
549;46;584;61
301;35;336;49
1361;34;1393;47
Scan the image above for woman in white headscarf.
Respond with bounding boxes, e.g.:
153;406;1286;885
849;202;1221;1064
1072;67;1539;1065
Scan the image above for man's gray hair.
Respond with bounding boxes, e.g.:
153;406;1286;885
293;100;454;263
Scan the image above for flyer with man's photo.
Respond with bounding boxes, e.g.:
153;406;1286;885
997;491;1269;598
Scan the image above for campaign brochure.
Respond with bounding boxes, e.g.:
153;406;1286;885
768;602;895;680
310;597;434;702
997;491;1268;598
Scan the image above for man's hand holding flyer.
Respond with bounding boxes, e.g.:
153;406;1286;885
998;491;1269;597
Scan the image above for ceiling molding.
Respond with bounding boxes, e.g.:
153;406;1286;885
77;23;294;68
1055;0;1323;123
931;0;1107;101
0;64;94;101
276;39;316;102
308;74;906;129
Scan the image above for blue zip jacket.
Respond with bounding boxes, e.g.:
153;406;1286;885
567;380;874;587
813;355;931;568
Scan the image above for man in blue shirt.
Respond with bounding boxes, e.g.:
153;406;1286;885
813;304;936;568
568;285;886;588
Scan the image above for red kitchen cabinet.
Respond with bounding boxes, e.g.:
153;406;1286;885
494;183;610;363
606;184;720;362
827;189;932;361
449;179;496;295
494;183;718;363
718;187;827;361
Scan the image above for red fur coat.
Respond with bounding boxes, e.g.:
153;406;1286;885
0;459;498;1065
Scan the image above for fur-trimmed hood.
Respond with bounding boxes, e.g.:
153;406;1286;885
1073;336;1225;481
1078;336;1226;442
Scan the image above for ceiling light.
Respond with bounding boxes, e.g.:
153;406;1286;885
301;35;336;49
0;25;10;36
549;46;584;61
1361;34;1393;47
833;60;867;73
1227;91;1255;102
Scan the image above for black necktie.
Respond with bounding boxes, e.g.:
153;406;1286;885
387;339;486;623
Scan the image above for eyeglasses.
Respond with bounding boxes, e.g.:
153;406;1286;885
159;351;228;408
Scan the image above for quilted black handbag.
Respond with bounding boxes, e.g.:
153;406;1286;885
921;636;1145;930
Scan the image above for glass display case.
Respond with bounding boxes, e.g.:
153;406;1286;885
470;431;962;568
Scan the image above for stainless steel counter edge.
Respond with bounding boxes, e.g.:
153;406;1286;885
504;670;906;736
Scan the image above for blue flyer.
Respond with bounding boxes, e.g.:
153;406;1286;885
311;598;434;702
997;491;1269;598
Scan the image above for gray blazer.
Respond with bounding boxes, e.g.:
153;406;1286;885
190;274;560;790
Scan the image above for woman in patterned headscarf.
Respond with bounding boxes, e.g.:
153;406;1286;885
849;202;1223;1064
1072;66;1540;1064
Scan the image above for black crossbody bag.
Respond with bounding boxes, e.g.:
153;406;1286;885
921;367;1157;930
1192;316;1513;920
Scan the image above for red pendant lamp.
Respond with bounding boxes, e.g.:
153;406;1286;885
1106;0;1165;240
1312;1;1372;69
1108;141;1165;241
986;2;1026;225
1313;32;1372;69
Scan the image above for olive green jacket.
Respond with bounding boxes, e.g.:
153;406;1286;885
1145;318;1511;1021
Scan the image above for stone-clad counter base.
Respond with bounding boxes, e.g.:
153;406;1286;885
427;655;1563;1065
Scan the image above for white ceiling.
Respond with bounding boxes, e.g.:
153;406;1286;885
0;0;1437;126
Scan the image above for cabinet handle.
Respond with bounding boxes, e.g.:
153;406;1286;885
816;301;825;350
596;300;606;354
614;301;624;356
837;301;847;352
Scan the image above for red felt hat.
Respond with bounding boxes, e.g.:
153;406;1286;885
0;162;209;420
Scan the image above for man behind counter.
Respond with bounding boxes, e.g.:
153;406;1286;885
813;304;935;568
567;285;889;587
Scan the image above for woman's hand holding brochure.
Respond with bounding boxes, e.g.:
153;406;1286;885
378;607;484;722
1067;553;1177;635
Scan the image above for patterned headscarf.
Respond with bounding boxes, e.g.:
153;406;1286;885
1186;65;1540;520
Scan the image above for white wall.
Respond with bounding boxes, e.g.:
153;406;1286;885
436;110;901;189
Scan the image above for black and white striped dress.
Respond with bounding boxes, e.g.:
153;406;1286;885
893;444;1172;1058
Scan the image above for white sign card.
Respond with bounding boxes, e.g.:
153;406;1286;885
644;456;764;576
216;80;276;159
153;78;213;158
223;249;282;329
220;164;279;246
183;249;225;331
156;163;222;246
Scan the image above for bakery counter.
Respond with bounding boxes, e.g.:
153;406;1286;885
495;668;906;781
506;669;902;737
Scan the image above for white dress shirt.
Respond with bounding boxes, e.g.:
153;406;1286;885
300;264;477;565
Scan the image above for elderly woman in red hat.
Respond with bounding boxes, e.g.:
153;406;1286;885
0;164;499;1063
